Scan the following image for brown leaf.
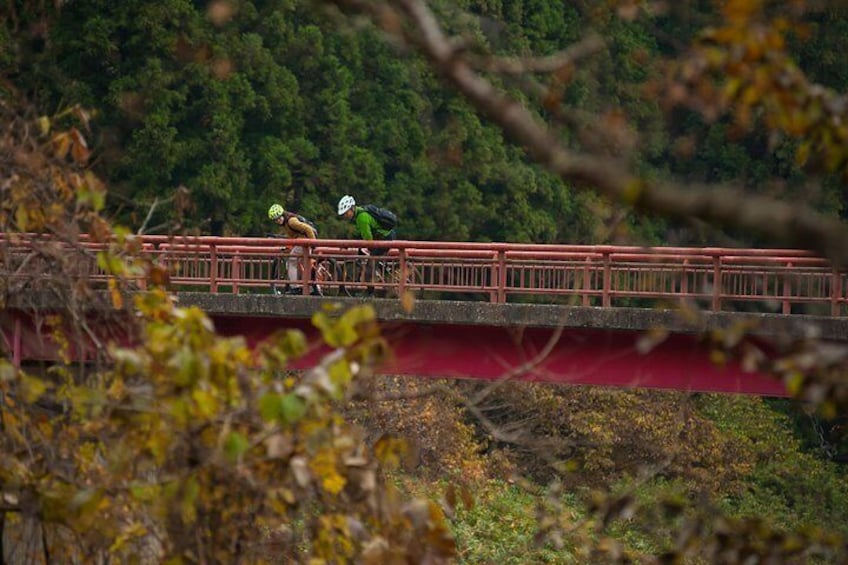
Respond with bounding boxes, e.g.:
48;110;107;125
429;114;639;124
444;484;456;512
71;138;91;165
290;456;311;487
52;132;71;159
265;433;294;460
400;289;416;313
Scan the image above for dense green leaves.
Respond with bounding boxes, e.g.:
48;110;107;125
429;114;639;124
8;1;848;243
8;0;610;241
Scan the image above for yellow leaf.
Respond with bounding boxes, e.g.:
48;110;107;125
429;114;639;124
310;449;346;495
108;277;124;309
400;289;416;313
146;430;170;465
109;522;149;553
14;207;28;231
374;435;407;470
191;387;218;419
38;115;51;136
709;349;726;367
328;360;352;396
785;371;804;397
20;373;48;404
0;359;16;381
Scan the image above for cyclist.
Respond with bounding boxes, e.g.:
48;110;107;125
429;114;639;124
336;195;397;253
267;203;322;296
337;195;398;295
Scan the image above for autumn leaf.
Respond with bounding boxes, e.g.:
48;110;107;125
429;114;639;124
19;373;49;404
280;393;307;424
52;132;71;159
108;277;123;309
69;128;90;164
224;431;250;463
310;449;346;495
374;435;407;471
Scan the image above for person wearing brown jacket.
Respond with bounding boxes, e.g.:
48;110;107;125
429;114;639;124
267;203;321;296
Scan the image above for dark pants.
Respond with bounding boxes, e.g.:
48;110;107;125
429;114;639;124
370;228;397;257
362;229;396;293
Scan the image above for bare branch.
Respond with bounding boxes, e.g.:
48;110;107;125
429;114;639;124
470;33;605;74
137;197;160;235
330;0;848;266
470;323;566;407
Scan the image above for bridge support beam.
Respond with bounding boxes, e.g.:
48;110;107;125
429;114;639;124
4;296;820;397
209;315;788;396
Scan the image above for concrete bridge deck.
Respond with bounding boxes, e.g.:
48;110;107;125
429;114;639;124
179;293;848;340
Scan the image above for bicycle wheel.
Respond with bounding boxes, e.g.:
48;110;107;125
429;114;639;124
313;258;332;296
387;260;418;298
269;254;286;294
314;258;353;297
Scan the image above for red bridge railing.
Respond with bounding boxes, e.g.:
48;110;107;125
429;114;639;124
3;235;847;316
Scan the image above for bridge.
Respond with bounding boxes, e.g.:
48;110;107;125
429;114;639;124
3;235;848;396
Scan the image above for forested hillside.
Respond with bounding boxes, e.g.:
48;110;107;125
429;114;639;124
4;1;848;563
7;0;845;242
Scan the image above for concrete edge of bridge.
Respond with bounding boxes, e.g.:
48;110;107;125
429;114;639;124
6;291;847;341
173;292;848;341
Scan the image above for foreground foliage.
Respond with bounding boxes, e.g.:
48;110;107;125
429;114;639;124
1;98;456;563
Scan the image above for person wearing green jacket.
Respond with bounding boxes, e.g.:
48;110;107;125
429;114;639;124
337;194;398;295
336;194;397;255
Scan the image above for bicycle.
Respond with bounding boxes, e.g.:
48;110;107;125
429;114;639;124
267;234;325;296
334;248;417;298
313;255;352;297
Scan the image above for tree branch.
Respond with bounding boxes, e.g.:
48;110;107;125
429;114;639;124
469;34;605;74
334;0;848;266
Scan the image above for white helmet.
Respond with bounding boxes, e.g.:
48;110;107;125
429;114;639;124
337;195;356;215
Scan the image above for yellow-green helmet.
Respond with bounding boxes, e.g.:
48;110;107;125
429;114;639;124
268;203;284;220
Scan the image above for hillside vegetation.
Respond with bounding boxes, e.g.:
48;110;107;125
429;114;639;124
8;1;846;242
350;377;848;561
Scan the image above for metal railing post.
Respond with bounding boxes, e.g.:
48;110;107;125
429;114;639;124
497;250;507;304
783;262;792;315
232;251;241;295
137;244;150;290
301;243;311;295
712;256;721;312
210;244;218;293
399;248;407;297
602;252;611;308
582;257;591;306
833;269;843;317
